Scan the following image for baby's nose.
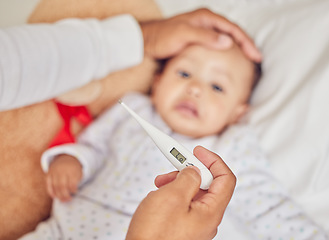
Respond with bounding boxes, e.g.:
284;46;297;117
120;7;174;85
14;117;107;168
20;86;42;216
187;81;202;97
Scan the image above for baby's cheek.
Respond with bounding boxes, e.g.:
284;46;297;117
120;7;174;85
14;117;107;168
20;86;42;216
206;111;228;134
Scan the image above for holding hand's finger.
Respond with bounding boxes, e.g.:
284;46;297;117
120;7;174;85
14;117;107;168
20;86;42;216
127;145;236;240
154;171;178;188
157;167;202;207
193;146;230;173
192;146;236;210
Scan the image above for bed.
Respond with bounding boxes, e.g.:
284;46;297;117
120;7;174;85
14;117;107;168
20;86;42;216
0;0;328;239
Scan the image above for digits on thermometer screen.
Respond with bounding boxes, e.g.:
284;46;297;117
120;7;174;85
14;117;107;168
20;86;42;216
170;147;186;164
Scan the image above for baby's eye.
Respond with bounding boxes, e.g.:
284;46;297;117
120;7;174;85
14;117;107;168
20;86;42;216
212;84;223;93
177;70;191;79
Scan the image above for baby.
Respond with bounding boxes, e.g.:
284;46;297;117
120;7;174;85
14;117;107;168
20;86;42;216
20;43;327;240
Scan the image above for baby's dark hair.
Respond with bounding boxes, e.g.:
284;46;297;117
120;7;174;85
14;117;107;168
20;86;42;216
156;58;170;74
251;62;262;92
244;61;262;103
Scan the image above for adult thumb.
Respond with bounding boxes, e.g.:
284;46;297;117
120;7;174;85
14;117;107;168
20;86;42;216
167;166;202;204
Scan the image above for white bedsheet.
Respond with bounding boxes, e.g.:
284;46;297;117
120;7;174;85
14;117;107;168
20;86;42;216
156;0;329;238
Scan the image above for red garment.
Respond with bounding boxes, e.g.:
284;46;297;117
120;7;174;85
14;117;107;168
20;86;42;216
49;101;93;147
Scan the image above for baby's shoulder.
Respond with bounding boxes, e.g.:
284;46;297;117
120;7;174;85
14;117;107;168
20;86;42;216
121;92;150;107
221;124;257;145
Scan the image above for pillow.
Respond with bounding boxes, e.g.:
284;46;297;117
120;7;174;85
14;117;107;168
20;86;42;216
156;0;329;234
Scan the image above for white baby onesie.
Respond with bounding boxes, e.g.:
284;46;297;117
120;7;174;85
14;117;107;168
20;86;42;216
20;93;328;240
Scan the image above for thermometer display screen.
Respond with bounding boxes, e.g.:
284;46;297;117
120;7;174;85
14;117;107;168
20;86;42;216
170;147;186;164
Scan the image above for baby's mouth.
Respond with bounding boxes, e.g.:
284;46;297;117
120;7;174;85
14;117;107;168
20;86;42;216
175;101;199;118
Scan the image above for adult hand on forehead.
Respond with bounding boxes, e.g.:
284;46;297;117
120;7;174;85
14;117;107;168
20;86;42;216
126;146;236;240
140;8;262;62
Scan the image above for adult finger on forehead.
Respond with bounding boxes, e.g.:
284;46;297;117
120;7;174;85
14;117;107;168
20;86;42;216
191;9;262;62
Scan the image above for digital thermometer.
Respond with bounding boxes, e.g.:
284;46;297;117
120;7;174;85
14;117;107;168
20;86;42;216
118;100;213;190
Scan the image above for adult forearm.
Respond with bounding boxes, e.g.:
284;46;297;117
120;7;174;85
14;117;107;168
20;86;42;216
0;14;143;111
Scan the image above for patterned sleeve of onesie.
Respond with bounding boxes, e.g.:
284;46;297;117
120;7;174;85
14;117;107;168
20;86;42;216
41;92;146;185
221;124;329;240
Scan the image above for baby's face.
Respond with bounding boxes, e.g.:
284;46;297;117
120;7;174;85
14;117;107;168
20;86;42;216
151;44;255;138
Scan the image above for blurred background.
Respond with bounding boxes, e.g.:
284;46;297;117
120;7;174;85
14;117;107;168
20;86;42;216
0;0;40;27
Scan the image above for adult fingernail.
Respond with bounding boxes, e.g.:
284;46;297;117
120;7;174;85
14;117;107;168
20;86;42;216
178;166;201;178
217;34;233;48
187;166;201;176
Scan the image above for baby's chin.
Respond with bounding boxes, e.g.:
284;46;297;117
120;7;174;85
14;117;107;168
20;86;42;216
169;124;210;139
160;111;218;138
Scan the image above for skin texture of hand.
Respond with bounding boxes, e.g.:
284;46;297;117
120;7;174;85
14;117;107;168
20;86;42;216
140;8;262;62
46;154;83;202
126;146;236;240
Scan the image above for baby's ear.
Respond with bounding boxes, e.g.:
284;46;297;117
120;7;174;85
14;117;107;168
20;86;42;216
230;103;250;124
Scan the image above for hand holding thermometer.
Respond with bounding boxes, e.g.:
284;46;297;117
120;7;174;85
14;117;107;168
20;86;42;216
118;100;213;190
